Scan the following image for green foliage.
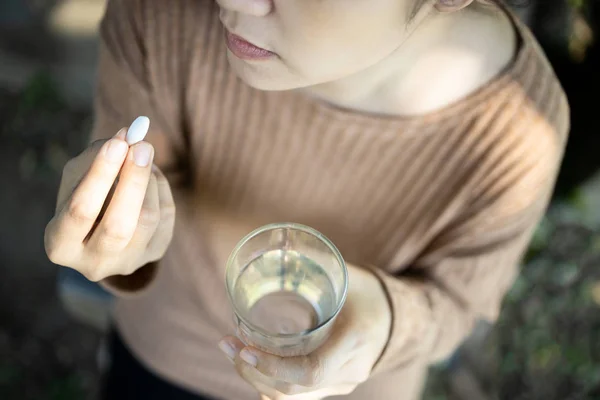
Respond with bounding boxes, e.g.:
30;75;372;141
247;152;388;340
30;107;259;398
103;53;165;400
17;71;65;114
0;363;22;387
424;200;600;399
45;374;85;400
568;0;590;11
494;222;600;399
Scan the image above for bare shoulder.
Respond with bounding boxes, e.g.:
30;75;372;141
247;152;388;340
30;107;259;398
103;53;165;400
462;7;518;91
394;7;518;116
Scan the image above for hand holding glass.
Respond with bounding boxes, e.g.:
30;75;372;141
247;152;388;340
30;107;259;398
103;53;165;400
225;223;348;357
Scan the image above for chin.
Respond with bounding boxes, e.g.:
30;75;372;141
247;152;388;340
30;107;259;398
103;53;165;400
227;53;308;92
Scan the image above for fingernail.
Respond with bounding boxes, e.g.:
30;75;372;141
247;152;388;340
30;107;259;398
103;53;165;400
105;139;128;163
133;142;153;167
218;341;236;360
240;349;257;367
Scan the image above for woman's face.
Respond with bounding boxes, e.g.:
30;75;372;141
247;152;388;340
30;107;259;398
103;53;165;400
217;0;420;91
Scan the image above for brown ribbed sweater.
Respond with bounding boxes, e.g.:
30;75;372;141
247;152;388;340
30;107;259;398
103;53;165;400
91;1;569;399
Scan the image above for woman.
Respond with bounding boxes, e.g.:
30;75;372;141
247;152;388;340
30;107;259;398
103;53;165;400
44;0;569;399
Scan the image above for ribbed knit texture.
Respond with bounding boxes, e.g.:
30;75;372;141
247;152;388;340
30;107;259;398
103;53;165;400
91;1;569;399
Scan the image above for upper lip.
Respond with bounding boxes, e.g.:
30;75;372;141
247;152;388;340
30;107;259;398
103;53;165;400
221;24;272;53
230;31;272;53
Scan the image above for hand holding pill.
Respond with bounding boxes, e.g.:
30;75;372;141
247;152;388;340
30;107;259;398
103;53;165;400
44;116;176;282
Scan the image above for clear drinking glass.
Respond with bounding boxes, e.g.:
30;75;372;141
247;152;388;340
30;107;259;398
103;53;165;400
225;223;348;357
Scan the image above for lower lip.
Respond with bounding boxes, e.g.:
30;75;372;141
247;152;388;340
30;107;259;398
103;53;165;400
225;31;275;61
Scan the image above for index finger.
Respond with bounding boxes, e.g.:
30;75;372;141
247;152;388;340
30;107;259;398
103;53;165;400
88;141;155;252
55;136;129;243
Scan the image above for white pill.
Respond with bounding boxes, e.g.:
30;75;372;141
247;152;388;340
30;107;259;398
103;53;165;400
126;116;150;145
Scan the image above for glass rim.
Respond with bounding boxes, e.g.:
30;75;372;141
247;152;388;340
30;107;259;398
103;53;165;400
225;222;348;339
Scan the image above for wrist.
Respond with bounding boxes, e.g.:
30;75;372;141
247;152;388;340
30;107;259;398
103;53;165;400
347;264;392;318
346;264;392;360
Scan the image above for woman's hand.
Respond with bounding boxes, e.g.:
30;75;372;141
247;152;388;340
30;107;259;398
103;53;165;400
219;264;392;400
44;128;175;282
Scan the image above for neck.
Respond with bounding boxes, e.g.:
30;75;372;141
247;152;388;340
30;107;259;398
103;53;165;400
302;5;516;117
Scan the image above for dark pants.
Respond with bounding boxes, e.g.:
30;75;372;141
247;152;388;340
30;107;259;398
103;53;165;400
102;330;219;400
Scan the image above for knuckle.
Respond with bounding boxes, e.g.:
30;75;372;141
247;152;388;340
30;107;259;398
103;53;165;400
160;204;176;220
45;244;64;265
97;221;135;251
44;224;61;263
123;262;141;276
340;384;358;395
84;254;131;281
44;220;79;267
45;242;66;265
64;199;96;225
82;267;104;282
138;207;161;229
357;374;369;384
146;243;166;262
128;172;152;192
262;362;280;379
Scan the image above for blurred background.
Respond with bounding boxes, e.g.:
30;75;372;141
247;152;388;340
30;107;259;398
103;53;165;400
0;0;598;399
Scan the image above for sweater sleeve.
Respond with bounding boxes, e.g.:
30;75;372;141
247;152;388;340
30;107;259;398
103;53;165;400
91;0;189;296
370;114;568;374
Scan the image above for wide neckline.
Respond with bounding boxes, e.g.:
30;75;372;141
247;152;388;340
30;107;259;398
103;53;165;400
299;4;531;128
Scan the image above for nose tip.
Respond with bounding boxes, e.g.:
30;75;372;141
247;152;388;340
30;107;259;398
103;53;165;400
218;0;272;17
248;0;272;16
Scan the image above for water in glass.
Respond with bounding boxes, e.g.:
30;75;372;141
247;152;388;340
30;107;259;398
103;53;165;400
233;248;337;335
